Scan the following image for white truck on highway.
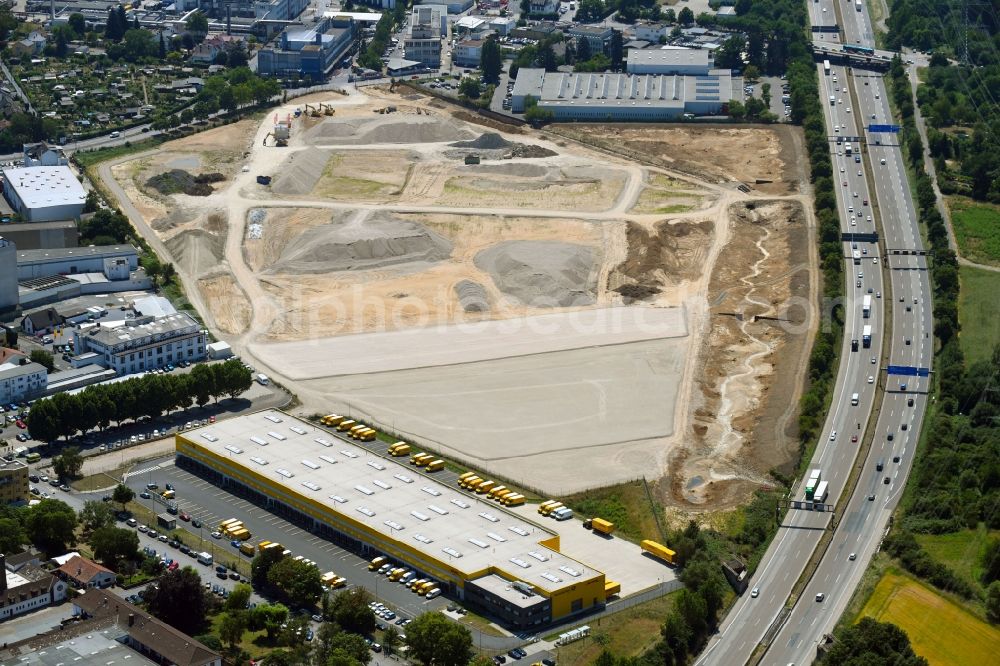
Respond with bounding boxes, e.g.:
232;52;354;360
862;294;872;319
862;324;873;348
855;0;863;10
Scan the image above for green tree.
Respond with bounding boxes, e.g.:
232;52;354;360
0;516;27;554
327;587;376;635
226;583;253;612
981;537;1000;585
743;64;760;82
219;359;252;399
24;498;78;555
68;13;86;37
987;581;1000;624
382;626;401;655
219;611;247;650
185;11;209;38
251;542;284;588
480;38;502;85
247;602;289;641
678;6;694;25
820;617;928;665
314;623;371;665
79;500;115;532
90;526;139;566
576;36;591;63
53;446;84;480
266;557;324;606
458;77;483;99
405;612;472;666
609;30;623;71
29;349;55;372
112;483;135;511
145;567;208;635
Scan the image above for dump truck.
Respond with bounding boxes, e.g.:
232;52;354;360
589;518;615;535
641;540;677;565
538;500;559;514
477;480;496;494
426;460;444;472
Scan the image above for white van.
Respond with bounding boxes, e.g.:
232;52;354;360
425;587;442;599
851;393;859;406
110;130;121;138
256;373;270;386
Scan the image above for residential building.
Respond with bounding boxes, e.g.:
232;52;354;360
0;554;68;621
16;245;139;281
176;410;608;627
1;166;87;222
0;460;30;504
626;48;713;75
55;555;116;590
489;17;517;36
453;39;485;67
567;25;613;54
72;313;207;375
404;5;445;67
0;237;16;312
257;16;355;77
10;31;47;57
20;307;61;336
510;68;733;120
0;360;47;404
46;589;222;666
0;348;26;366
528;0;559;14
23;142;69;167
415;0;473;10
631;22;668;43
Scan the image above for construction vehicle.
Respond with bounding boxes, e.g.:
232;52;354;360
239;542;256;556
538;500;559;514
503;493;525;506
641;540;677;565
477;480;496;494
411;453;433;466
321;102;335;116
540;502;564;516
389;442;411;456
426;460;444;472
369;556;388;571
263;117;290;147
304;103;322;117
585;517;615;535
337;419;357;432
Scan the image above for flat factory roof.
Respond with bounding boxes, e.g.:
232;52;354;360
627;47;710;68
2;166;86;210
17;244;136;265
179;410;603;594
513;68;730;107
84;312;200;346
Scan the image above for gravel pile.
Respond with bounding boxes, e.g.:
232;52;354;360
474;241;598;308
454;280;490;312
270;148;331;195
450;133;513;150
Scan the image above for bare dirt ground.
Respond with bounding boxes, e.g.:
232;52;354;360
101;86;816;503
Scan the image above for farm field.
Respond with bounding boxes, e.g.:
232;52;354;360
949;197;1000;266
858;571;1000;666
957;266;1000;366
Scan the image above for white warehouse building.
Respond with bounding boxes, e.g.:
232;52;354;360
1;166;87;222
626;48;713;75
72;313;207;375
511;68;732;120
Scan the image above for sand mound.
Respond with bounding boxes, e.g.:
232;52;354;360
271;148;332;195
165;229;224;277
454;280;490;312
474;241;598;308
304;116;474;145
270;213;452;274
450;133;513;150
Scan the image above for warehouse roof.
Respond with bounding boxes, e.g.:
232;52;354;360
180;410;603;594
83;312;200;347
627;48;711;69
2;166;86;210
512;68;730;109
17;244;137;264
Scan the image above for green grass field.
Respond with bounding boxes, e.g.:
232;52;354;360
564;480;662;543
858;571;1000;665
958;265;1000;366
915;527;997;594
949;197;1000;266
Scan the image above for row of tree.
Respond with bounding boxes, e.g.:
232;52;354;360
27;359;252;442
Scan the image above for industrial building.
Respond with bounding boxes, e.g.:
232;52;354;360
0;237;16;312
0;220;78;251
176;410;607;627
1;166;87;222
453;39;485;67
404;5;446;67
626;48;713;75
72;313;207;375
510;68;733;120
0;460;30;505
16;245;139;281
256;16;356;77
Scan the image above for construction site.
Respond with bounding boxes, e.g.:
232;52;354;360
99;85;816;511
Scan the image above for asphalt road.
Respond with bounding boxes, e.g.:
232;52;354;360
697;2;932;663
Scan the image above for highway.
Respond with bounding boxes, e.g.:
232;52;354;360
697;1;932;664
